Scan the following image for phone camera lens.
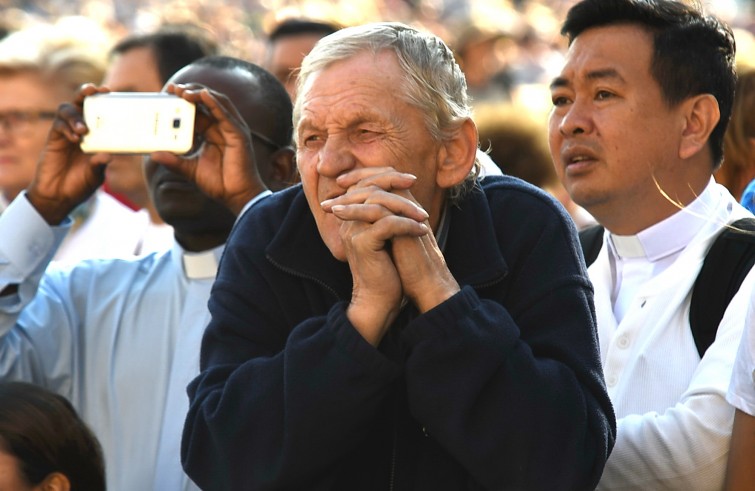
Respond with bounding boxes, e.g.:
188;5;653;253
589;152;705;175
172;118;181;129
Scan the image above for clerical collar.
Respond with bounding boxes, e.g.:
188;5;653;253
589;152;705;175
173;241;224;280
608;180;717;262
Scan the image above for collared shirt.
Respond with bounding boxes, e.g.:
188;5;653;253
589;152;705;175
607;182;717;323
589;180;755;490
53;190;174;266
476;148;503;178
0;190;268;491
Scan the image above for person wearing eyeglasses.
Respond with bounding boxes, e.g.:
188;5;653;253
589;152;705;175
0;33;78;211
0;55;296;491
0;18;151;265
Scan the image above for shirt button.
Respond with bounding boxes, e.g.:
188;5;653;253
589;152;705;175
606;374;617;387
617;335;630;349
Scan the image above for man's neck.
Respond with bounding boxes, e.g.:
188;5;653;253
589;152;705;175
599;175;712;236
146;202;164;224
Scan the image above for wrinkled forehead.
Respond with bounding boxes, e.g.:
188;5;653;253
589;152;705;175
294;49;404;124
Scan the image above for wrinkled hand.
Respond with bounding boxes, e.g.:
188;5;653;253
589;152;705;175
331;168;461;317
27;83;113;225
148;83;267;216
322;167;458;345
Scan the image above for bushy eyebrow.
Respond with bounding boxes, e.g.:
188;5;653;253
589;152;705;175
550;68;626;91
296;107;387;135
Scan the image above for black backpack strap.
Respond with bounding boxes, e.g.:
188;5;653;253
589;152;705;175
690;217;755;358
578;225;605;268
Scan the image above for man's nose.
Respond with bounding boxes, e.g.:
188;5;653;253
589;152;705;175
316;134;356;177
559;99;592;136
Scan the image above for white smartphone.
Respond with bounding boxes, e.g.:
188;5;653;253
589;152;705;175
80;92;196;154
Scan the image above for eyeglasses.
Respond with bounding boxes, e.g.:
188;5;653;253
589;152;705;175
185;129;285;159
249;129;284;151
0;110;56;135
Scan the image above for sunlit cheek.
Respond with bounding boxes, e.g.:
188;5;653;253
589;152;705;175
297;158;318;192
547;121;562;152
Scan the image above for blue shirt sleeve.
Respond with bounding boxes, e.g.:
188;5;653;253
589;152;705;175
0;192;70;315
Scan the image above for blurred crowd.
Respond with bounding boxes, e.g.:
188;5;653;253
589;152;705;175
0;0;753;222
2;0;753;89
2;0;755;229
0;0;752;112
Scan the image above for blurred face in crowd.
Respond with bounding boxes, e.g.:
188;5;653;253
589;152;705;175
101;46;163;208
0;71;59;203
296;50;453;261
265;32;326;101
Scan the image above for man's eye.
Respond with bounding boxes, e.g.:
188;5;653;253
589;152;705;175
8;112;27;124
302;135;323;148
354;129;379;141
552;95;570;106
595;90;614;100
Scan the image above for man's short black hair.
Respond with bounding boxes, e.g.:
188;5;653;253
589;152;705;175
267;19;339;43
110;24;218;85
561;0;736;168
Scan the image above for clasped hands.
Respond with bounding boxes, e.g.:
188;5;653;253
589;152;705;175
321;167;460;346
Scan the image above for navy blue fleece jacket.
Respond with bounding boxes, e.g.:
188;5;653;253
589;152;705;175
182;175;615;490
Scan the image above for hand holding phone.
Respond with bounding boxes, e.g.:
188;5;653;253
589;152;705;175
80;92;196;154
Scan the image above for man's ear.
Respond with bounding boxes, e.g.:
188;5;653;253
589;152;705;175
436;118;478;189
267;147;298;191
679;94;720;161
38;472;71;491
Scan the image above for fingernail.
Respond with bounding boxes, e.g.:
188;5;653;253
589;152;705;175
331;205;345;213
320;199;332;208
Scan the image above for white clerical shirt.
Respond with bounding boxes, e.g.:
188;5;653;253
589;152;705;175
590;180;755;490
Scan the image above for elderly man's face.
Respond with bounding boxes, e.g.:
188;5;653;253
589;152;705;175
295;50;447;261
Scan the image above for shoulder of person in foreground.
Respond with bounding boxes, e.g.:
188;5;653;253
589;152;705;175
476;174;586;268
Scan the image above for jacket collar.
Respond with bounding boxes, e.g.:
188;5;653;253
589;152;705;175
266;184;508;299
